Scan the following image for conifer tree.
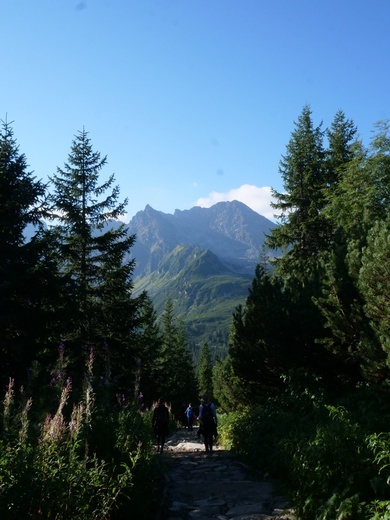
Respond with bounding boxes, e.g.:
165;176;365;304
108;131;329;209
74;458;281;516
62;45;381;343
158;298;198;416
0;119;51;384
212;356;242;411
228;265;319;401
264;107;337;388
317;121;390;383
268;105;327;284
231;109;361;400
47;129;142;385
325;109;358;189
134;294;163;404
197;342;213;400
358;216;390;376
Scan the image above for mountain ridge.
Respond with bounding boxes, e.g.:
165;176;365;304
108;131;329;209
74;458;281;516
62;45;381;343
128;200;277;278
127;201;277;353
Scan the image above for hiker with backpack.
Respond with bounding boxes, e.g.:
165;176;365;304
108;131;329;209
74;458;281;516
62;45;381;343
198;394;217;452
185;403;194;430
152;398;170;453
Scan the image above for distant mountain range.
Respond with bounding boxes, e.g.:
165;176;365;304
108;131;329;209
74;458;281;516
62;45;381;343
127;201;278;356
25;201;278;356
128;201;277;278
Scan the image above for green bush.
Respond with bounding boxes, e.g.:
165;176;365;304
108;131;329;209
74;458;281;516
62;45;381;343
366;433;390;520
218;377;390;520
292;405;369;519
0;376;161;519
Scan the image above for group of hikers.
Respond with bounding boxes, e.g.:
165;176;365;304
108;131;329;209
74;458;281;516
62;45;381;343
152;393;217;453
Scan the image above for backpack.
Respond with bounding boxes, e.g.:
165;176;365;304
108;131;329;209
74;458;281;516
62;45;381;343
202;403;213;422
155;405;168;426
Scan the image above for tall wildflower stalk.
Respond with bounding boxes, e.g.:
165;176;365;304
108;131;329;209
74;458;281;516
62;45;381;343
42;377;72;441
18;397;32;444
2;377;14;434
0;343;156;519
84;346;95;427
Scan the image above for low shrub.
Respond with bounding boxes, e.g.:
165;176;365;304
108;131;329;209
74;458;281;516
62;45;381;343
218;377;390;519
0;376;161;519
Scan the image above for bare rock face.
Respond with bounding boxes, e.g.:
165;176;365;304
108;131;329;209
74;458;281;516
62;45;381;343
127;200;277;278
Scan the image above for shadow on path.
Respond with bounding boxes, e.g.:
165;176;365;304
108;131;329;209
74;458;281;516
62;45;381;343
157;427;295;520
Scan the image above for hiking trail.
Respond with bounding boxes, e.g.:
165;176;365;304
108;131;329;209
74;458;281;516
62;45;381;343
157;426;295;519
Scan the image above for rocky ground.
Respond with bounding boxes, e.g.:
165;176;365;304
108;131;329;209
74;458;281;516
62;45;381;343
156;427;296;520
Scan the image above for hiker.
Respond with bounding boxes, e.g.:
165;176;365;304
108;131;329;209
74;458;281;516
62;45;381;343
152;398;170;453
185;403;194;431
198;393;217;452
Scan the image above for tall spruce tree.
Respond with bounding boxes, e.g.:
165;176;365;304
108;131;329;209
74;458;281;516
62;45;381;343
325;109;358;189
134;294;163;404
265;106;334;380
313;116;368;384
358;216;390;377
158;298;198;417
317;120;390;383
212;356;242;411
268;105;328;284
47;129;142;386
0;119;51;384
197;342;214;400
232;108;360;401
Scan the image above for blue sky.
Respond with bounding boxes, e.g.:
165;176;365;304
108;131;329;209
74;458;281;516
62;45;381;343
2;0;389;222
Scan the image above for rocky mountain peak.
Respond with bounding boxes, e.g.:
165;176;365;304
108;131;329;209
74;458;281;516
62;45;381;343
127;200;277;278
127;201;278;347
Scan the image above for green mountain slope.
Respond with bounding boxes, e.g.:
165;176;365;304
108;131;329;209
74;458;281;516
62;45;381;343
134;244;252;354
129;201;278;358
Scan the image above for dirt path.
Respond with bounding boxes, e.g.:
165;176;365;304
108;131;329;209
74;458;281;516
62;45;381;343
157;427;295;519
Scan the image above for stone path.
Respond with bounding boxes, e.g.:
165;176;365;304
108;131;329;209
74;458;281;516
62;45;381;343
157;427;295;520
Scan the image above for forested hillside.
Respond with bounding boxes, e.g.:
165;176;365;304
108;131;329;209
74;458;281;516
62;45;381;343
133;242;253;359
215;107;390;519
1;107;389;519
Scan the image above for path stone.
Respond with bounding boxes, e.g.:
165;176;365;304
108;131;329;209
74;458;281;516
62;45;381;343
157;427;295;520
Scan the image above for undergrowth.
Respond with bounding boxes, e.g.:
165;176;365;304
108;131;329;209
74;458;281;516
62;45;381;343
0;349;163;519
217;374;390;519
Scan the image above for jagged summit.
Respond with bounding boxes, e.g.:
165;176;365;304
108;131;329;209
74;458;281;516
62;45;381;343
126;200;278;348
128;200;276;278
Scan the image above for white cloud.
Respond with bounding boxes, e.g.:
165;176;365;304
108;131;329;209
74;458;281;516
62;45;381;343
195;184;276;220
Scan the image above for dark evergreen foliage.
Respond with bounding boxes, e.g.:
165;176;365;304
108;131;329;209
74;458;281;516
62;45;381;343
212;355;242;412
316;120;390;383
197;342;214;400
0;119;53;385
46;129;143;389
229;266;290;399
134;294;163;405
228;108;390;407
268;105;329;283
157;298;198;417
